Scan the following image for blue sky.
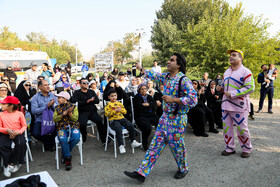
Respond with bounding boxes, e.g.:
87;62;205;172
0;0;279;60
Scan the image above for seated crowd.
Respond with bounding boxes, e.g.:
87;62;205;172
0;62;223;177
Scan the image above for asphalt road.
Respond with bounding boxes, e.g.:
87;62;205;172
1;107;280;186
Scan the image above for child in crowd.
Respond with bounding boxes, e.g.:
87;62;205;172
53;91;80;171
0;96;27;177
263;63;278;88
104;89;141;154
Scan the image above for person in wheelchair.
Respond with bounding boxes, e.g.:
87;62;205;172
104;89;141;154
53;91;80;171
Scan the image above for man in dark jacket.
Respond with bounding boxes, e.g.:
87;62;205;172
71;78;106;143
256;64;278;114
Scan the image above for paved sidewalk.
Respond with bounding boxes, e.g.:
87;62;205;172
1;107;280;186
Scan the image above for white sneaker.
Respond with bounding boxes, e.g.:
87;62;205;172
10;164;22;173
119;145;126;154
4;166;11;177
131;140;142;148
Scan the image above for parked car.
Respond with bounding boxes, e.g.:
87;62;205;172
71;62;83;73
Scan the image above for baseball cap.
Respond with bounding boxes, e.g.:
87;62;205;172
227;49;244;59
0;96;20;105
30;62;38;66
55;91;70;100
89;80;96;86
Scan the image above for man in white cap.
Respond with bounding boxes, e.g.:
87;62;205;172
24;62;40;90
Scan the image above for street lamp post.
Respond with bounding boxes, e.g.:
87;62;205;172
135;28;146;67
75;42;78;66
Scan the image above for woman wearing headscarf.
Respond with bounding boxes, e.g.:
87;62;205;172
187;80;218;137
95;74;100;87
125;76;138;97
205;80;223;129
14;80;35;109
53;63;61;73
111;67;119;79
133;83;157;151
0;82;11;102
60;74;72;92
14;80;36;132
1;76;12;94
3;65;17;93
86;73;94;82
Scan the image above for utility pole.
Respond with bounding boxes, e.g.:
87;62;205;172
135;28;146;66
75;42;78;66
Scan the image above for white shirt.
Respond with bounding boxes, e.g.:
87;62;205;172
116;80;129;90
24;69;40;86
151;66;161;73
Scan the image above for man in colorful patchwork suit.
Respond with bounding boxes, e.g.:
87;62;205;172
219;49;254;158
124;53;198;182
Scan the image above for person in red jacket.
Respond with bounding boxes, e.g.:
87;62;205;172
0;96;27;177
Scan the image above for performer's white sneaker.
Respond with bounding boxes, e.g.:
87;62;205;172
119;145;126;154
131;140;142;148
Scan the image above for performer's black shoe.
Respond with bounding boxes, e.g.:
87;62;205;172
124;171;145;182
201;132;209;137
221;150;236;156
209;129;219;133
174;170;188;179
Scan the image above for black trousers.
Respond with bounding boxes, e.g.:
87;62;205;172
135;116;158;148
209;105;222;128
32;121;56;148
188;106;215;134
109;118;136;146
0;133;26;167
258;87;274;110
188;107;206;135
79;111;106;143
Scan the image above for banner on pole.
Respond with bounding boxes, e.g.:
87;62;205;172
94;52;113;73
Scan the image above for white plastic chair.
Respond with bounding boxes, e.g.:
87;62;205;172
55;126;83;169
75;102;100;140
129;96;143;148
104;99;134;158
24;130;33;173
1;130;33;173
87;120;100;141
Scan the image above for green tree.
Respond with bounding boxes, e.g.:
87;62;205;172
181;3;280;78
41;45;70;64
150;15;182;63
60;40;82;63
151;0;280;79
101;32;139;69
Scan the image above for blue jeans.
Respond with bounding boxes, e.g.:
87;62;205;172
57;128;80;158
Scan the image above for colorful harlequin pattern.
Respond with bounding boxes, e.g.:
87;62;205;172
221;65;255;112
145;70;198;113
136;113;188;177
222;110;252;153
135;70;197;177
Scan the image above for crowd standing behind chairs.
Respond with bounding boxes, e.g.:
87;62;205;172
0;54;271;178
